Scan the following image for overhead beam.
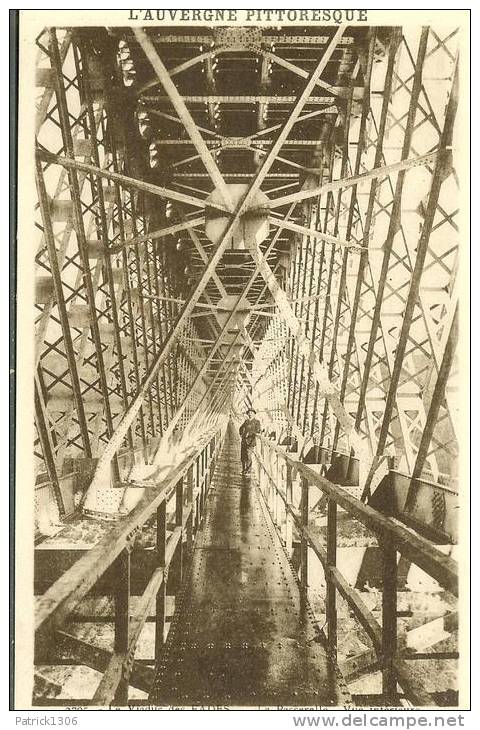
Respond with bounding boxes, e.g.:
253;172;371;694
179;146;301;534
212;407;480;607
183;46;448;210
37;150;227;213
152;133;338;148
138;49;216;93
267;151;438;209
251;106;338;141
259;50;353;98
130;33;355;46
142;94;337;104
110;216;205;252
269;216;362;251
142;107;221;139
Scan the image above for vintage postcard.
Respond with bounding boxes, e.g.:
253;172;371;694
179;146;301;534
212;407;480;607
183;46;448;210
13;8;470;712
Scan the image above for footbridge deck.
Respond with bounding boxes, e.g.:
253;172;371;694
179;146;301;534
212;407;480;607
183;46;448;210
33;422;457;709
151;429;345;707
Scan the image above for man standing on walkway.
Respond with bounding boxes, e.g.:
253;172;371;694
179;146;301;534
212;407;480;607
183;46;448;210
239;408;261;475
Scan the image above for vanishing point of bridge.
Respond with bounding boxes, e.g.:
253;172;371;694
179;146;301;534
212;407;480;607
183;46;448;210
31;22;460;708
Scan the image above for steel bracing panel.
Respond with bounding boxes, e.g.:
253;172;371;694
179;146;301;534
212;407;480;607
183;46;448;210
34;29;215;522
253;26;459;494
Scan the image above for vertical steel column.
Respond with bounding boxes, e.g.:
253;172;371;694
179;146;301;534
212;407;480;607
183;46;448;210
196;453;202;515
138;194;168;436
292;231;309;425
373;57;458;461
35;159;92;458
309;207;328;444
108;126;148;453
79;43;133;452
332;30;401;452
285;238;300;431
49;28;120;482
273;452;280;524
318;81;355;449
152;238;168;434
287;237;304;425
130;199;157;439
314;128;339;448
162;247;177;423
34;373;65;517
354;29;429;435
142;235;164;436
300;230;320;435
297;201;318;432
325;33;376;453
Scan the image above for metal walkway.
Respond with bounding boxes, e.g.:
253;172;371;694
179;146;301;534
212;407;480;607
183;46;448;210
151;428;342;707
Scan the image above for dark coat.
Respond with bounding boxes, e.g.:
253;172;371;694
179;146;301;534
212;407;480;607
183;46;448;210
239;418;261;447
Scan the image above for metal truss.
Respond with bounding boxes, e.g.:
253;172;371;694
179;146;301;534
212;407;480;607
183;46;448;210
33;24;460;520
34;28;214;522
255;26;460;497
31;23;462;707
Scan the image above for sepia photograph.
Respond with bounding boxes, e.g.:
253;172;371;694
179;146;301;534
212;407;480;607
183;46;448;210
13;9;469;711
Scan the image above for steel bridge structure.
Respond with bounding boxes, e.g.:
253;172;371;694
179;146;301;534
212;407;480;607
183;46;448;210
30;23;461;708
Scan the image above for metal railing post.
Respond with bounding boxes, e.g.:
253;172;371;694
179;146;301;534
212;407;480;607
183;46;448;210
176;476;184;526
272;451;277;509
285;462;293;553
382;537;398;702
300;477;309;593
170;477;184;593
202;447;207;508
155;500;167;660
186;464;194;555
326;498;337;660
195;491;200;532
257;442;263;488
113;548;130;705
273;453;279;525
196;455;202;514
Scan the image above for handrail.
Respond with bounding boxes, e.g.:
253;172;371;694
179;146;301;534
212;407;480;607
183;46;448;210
258;437;457;595
254;435;458;708
34;424;227;706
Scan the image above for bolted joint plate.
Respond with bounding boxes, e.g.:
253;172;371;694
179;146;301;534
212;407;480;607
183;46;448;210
213;27;263;52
